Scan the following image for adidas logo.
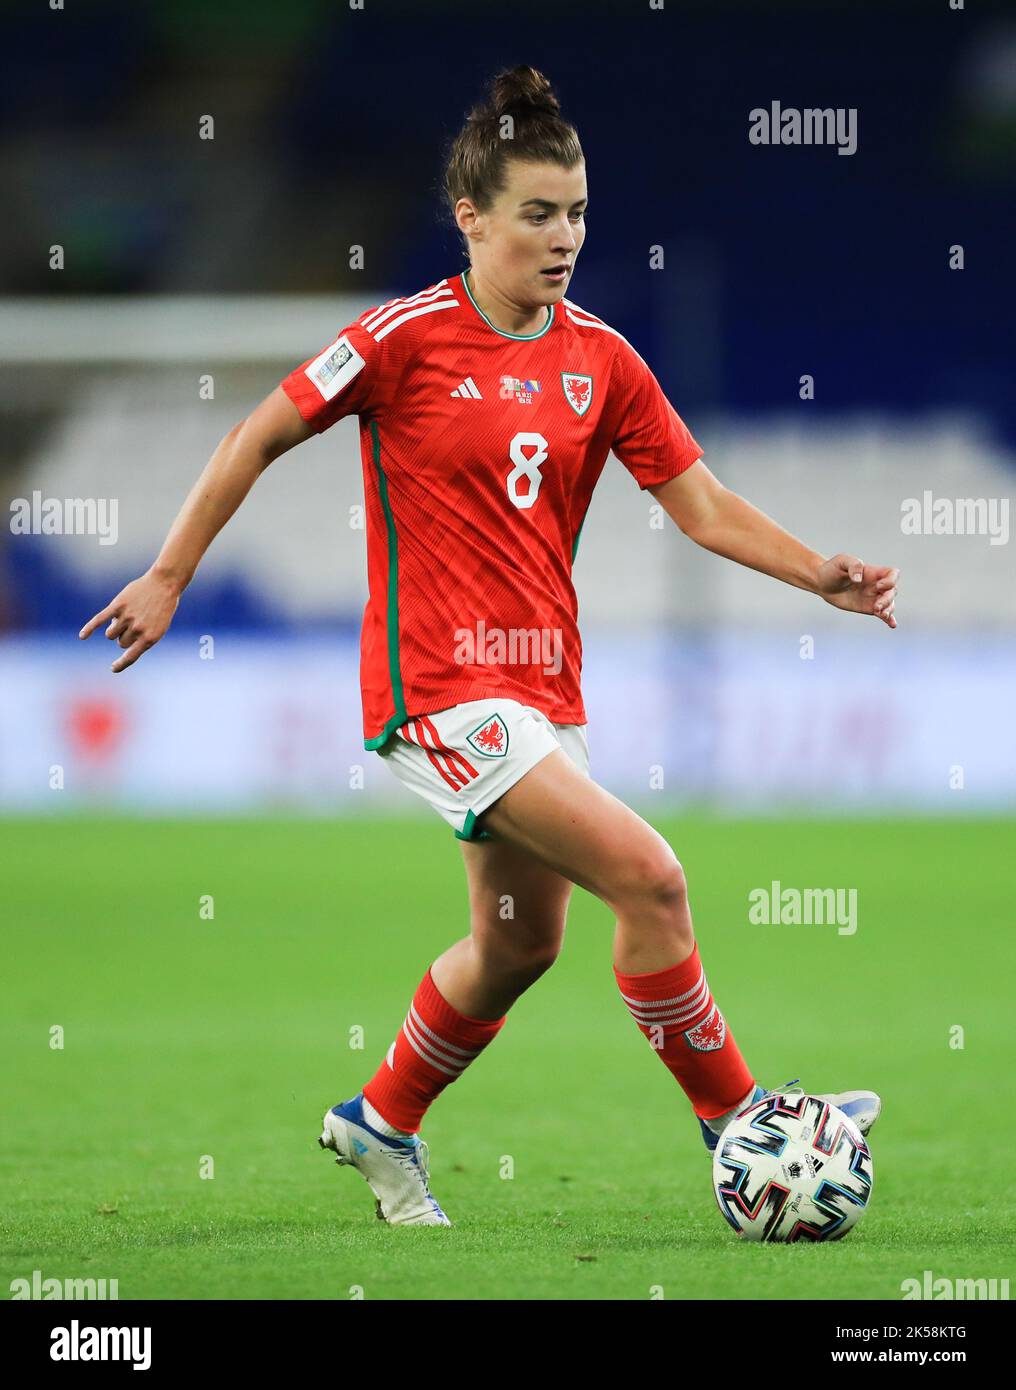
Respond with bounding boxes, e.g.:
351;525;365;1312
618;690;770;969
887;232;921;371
450;376;482;399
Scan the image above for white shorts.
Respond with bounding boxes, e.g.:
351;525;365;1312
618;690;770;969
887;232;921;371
376;698;590;841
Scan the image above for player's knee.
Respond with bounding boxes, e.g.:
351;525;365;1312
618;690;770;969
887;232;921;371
520;939;562;979
612;851;689;918
476;925;563;981
646;855;689;916
512;923;565;974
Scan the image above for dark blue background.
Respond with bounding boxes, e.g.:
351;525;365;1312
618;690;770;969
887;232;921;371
1;0;1012;631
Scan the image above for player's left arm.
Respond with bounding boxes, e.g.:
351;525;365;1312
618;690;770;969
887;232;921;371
648;458;900;629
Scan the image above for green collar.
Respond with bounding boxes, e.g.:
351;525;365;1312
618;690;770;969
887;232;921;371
461;270;555;341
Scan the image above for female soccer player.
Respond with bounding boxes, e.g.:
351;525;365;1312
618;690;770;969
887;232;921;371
80;66;897;1227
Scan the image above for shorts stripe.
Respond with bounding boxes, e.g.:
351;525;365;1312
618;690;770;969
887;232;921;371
418;714;479;783
411;718;470;790
401;720;464;791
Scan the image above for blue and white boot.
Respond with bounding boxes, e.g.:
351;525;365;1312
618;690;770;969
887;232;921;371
318;1095;451;1226
698;1079;881;1153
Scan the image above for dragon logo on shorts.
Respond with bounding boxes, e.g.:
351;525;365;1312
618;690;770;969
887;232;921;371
683;1005;727;1052
466;713;509;758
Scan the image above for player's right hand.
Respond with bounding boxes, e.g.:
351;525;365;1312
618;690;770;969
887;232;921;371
78;569;182;672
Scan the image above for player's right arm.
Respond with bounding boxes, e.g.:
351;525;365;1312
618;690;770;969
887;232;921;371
80;310;394;672
78;387;314;672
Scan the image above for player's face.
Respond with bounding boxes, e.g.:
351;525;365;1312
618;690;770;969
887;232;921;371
475;160;587;306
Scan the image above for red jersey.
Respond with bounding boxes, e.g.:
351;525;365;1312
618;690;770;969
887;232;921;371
280;271;702;748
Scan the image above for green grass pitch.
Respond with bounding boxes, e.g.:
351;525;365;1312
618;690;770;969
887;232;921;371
2;813;1013;1301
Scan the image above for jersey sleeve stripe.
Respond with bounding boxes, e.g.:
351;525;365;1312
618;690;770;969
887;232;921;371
372;298;459;341
360;279;453;333
563;302;649;368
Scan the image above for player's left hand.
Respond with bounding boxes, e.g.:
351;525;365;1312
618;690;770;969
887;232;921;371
816;554;899;629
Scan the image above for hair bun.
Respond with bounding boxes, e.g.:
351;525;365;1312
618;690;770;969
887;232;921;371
490;65;561;120
443;65;582;249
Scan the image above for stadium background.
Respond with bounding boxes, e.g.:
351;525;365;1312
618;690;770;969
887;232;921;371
2;0;1014;1302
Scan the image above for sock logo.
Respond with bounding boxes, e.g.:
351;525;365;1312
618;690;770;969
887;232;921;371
683;1005;727;1052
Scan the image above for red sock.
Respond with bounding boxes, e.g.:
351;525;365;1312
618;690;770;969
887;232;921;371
362;967;506;1133
614;943;754;1120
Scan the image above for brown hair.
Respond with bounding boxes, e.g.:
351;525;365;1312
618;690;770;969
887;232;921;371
442;65;584;259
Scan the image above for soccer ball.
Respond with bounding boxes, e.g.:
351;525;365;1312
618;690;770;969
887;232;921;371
712;1091;874;1242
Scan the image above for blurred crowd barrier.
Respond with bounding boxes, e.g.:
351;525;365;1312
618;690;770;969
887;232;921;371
1;629;1013;813
1;296;1013;814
